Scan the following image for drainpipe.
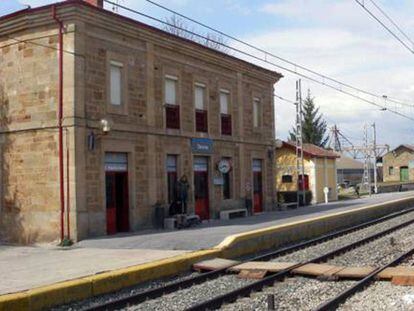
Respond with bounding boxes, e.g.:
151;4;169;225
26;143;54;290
52;6;65;243
66;143;70;240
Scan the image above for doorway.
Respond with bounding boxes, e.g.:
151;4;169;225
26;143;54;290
105;153;129;234
400;166;409;182
194;156;209;220
298;174;310;191
253;159;263;213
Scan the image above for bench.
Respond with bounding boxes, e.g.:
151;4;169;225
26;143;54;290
220;208;247;220
280;202;298;210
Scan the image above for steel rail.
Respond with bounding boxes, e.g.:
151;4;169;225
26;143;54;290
83;207;414;311
315;245;414;310
186;213;414;311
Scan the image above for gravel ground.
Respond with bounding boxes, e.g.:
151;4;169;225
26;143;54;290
338;281;414;311
221;277;354;311
328;222;414;267
125;275;252;311
51;272;200;311
273;211;414;263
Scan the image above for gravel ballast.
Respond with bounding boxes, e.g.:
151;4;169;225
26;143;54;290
125;275;252;311
273;211;414;263
338;281;414;311
328;222;414;266
221;277;355;311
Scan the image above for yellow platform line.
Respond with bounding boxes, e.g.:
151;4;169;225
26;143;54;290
1;195;414;311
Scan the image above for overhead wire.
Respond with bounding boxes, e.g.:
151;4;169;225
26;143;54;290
354;0;414;54
103;0;414;122
134;0;414;110
367;0;414;48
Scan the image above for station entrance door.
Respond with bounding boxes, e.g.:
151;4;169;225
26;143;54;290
105;153;129;234
253;159;263;213
194;156;209;220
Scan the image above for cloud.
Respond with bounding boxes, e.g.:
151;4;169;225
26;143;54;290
247;0;414;147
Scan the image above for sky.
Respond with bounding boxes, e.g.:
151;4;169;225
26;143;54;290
1;0;414;149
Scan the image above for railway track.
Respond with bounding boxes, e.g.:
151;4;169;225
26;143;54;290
79;207;414;311
187;213;414;311
315;246;414;310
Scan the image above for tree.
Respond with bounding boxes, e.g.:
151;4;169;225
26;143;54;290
289;92;329;147
163;15;229;53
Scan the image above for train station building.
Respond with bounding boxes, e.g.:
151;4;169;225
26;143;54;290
0;0;282;243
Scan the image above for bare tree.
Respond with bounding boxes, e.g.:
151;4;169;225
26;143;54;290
163;15;229;53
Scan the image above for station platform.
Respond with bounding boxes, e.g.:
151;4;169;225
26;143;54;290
79;192;414;250
1;191;414;309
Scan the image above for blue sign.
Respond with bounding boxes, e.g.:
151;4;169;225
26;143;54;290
191;138;213;154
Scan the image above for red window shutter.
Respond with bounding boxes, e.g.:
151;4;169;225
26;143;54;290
166;105;180;129
195;110;208;132
221;114;232;136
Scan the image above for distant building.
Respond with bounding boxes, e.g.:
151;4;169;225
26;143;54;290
336;155;365;185
275;141;339;204
383;145;414;183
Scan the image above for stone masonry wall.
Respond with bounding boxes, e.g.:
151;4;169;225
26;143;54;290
0;27;65;243
383;149;414;182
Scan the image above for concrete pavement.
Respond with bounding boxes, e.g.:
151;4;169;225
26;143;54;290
0;246;188;295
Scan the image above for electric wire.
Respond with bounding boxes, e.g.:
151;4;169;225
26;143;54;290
136;0;414;109
354;0;414;54
368;0;414;47
102;0;414;122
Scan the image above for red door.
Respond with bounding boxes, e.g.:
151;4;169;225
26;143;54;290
298;175;310;191
105;171;129;234
106;172;117;234
253;172;263;213
115;172;129;232
253;159;263;213
194;157;209;220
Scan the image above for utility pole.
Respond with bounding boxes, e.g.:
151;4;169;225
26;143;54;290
362;124;372;196
295;80;305;207
372;122;378;194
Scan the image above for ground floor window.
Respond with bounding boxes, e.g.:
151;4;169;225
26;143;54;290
166;155;178;203
221;157;232;200
223;172;231;199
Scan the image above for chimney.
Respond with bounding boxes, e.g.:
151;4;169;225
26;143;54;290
83;0;104;8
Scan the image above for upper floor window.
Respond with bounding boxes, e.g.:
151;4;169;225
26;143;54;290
253;97;261;128
220;89;232;136
165;75;180;129
195;83;207;132
110;61;123;106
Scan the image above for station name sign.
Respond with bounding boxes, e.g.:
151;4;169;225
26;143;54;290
191;138;213;154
